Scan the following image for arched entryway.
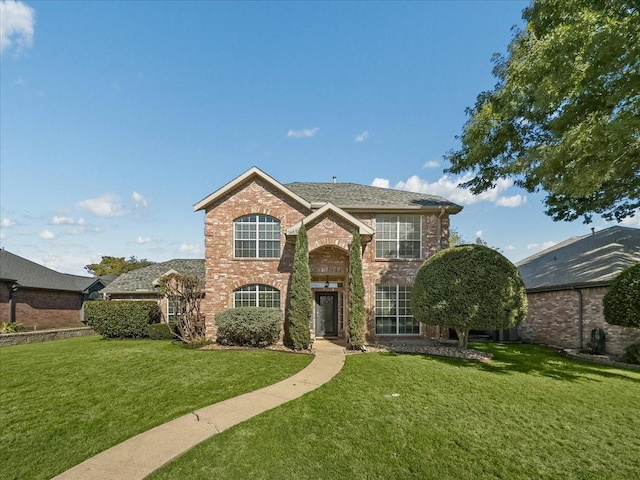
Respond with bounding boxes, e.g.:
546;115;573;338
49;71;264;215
309;245;349;338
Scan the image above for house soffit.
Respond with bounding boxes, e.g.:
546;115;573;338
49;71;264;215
286;202;375;237
193;167;312;212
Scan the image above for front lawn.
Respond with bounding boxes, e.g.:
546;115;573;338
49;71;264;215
0;336;312;480
151;344;640;480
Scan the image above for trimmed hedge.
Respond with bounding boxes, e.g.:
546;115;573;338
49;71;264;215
148;323;177;340
622;343;640;365
216;307;282;347
85;300;162;339
603;263;640;328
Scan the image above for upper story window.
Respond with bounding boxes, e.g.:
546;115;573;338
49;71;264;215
376;215;421;259
234;215;281;258
233;284;281;308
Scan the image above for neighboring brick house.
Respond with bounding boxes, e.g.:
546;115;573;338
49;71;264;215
517;226;640;356
101;259;205;323
0;249;113;329
194;167;462;342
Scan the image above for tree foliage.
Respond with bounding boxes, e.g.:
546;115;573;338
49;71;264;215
446;0;640;224
158;273;206;344
287;223;312;350
85;256;154;276
348;230;366;349
412;245;528;348
603;263;640;328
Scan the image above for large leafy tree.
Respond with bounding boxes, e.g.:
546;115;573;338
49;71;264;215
446;0;639;223
412;245;528;348
603;263;640;328
287;223;312;350
85;256;154;276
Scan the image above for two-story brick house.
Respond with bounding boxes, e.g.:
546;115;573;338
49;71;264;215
194;167;462;342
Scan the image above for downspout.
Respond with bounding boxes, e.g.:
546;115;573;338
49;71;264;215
436;207;446;251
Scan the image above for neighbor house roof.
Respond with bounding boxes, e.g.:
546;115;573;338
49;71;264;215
0;249;107;293
194;166;462;213
102;259;205;295
516;226;640;292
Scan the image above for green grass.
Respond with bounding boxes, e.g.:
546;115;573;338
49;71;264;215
0;336;312;480
150;343;640;480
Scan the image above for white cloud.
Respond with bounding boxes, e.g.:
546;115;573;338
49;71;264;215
132;191;147;207
393;173;513;205
371;178;390;189
1;218;16;227
286;127;319;139
496;194;527;207
354;130;369;143
177;243;202;255
423;160;440;169
51;216;75;225
475;230;483;238
506;245;516;251
78;194;127;217
0;0;35;55
136;236;151;244
40;228;55;240
620;210;640;227
40;254;92;276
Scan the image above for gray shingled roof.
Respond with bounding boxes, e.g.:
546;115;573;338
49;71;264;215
286;182;462;210
103;259;205;294
516;226;640;291
0;249;102;292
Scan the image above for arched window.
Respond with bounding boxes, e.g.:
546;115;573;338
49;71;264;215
234;215;281;258
233;284;281;308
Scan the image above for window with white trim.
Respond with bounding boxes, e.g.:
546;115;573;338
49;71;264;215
167;297;181;323
375;285;420;335
376;215;421;259
234;215;281;258
233;284;281;308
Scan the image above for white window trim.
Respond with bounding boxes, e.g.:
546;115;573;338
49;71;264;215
375;215;422;259
375;284;420;335
233;284;281;308
233;215;281;259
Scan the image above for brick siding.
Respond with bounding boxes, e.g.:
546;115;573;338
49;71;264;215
0;286;85;330
202;177;451;341
519;287;640;356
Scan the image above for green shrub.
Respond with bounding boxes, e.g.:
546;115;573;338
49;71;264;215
348;230;366;349
85;300;161;339
622;343;640;365
216;307;282;347
412;244;528;348
287;223;312;350
148;323;176;340
603;263;640;328
0;322;24;333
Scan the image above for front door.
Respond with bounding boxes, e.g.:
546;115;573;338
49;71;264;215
315;292;338;337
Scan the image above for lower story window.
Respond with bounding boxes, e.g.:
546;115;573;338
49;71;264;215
167;297;181;323
375;285;420;335
233;284;281;308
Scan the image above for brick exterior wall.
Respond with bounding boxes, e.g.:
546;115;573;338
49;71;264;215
0;287;85;330
201;177;451;341
519;287;640;356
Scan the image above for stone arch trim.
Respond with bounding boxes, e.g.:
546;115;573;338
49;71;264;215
232;211;281;222
229;277;287;293
309;238;350;252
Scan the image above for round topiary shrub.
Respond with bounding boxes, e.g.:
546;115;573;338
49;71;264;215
603;263;640;328
622;342;640;365
216;307;282;347
412;244;528;348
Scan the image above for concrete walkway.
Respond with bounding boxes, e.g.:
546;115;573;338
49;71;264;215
53;340;346;480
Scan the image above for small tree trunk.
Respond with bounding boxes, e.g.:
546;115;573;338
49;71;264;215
455;327;470;348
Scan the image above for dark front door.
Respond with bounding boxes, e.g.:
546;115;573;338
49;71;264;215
315;292;338;337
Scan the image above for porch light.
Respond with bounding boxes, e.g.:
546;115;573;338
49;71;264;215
325;279;330;288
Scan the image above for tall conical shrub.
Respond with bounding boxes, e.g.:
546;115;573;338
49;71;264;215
287;223;312;349
348;230;366;349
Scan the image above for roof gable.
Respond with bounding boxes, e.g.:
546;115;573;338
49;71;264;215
286;203;375;237
516;226;640;291
194;167;311;212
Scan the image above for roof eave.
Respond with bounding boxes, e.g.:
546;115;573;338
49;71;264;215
526;281;611;293
194;167;312;212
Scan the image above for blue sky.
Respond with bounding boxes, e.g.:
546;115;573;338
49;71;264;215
1;0;636;276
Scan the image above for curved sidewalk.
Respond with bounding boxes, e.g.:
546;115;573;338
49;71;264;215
53;340;346;480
